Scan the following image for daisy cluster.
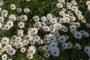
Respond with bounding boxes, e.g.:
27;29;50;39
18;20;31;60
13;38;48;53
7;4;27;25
0;0;90;60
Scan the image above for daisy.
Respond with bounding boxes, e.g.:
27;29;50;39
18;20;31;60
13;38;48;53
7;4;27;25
78;15;84;20
58;35;67;43
49;18;57;24
62;43;68;49
84;46;90;56
53;23;62;30
0;0;3;6
21;15;28;21
49;42;58;48
60;26;68;32
10;4;16;10
37;39;44;45
33;35;41;42
56;3;63;8
41;16;47;22
6;21;14;28
28;28;38;35
66;42;72;49
50;48;60;57
16;8;22;12
1;54;8;60
71;6;78;11
34;22;42;28
24;35;33;41
42;26;50;32
71;0;77;5
27;54;33;59
47;13;53;20
6;49;16;56
22;40;29;46
1;10;8;17
17;29;24;37
24;8;30;13
59;11;65;16
73;31;83;39
28;46;36;54
33;15;40;22
18;21;25;28
87;7;90;11
20;47;26;53
86;1;90;6
1;37;10;44
8;14;16;21
82;31;89;38
44;52;50;58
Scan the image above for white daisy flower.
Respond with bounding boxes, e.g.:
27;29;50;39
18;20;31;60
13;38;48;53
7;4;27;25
8;14;16;21
1;37;10;44
56;3;63;8
34;22;42;28
17;29;24;37
58;35;67;43
86;1;90;6
27;54;33;59
50;48;60;57
1;54;8;60
71;0;77;5
1;10;8;17
44;52;50;58
6;21;14;27
28;46;36;54
47;13;53;20
10;4;16;10
59;11;65;16
88;6;90;11
33;15;40;22
21;15;28;21
0;0;4;6
41;16;47;22
53;23;62;30
24;8;30;13
20;47;26;53
84;46;90;56
6;49;16;56
18;21;25;28
42;26;50;32
73;31;83;39
24;35;33;41
60;26;68;32
0;16;4;23
49;18;57;24
16;8;22;12
28;28;38;35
